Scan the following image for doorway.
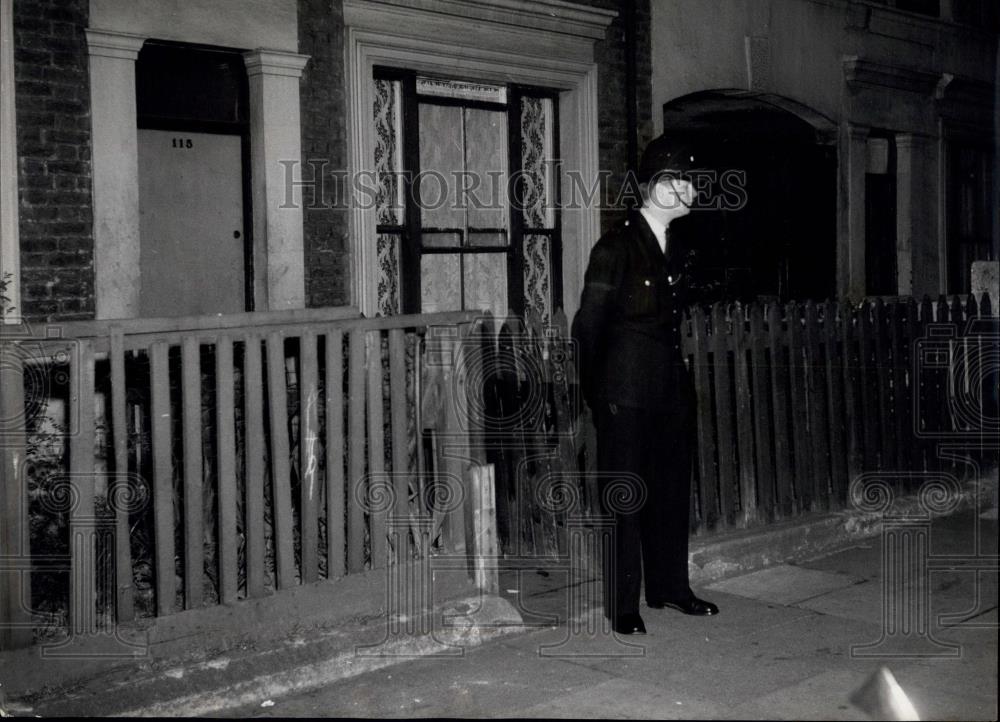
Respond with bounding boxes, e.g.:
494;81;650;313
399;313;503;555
135;41;252;317
661;91;838;303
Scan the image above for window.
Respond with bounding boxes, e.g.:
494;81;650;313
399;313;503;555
372;68;561;324
947;141;995;294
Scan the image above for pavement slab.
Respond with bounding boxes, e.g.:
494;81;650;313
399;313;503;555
705;564;866;606
516;676;727;719
722;669;874;720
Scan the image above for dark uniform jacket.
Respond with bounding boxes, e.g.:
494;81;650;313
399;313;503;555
572;214;693;411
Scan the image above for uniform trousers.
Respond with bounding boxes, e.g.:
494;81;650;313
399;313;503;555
595;397;694;618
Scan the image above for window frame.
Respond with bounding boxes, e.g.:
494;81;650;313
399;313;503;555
374;66;564;319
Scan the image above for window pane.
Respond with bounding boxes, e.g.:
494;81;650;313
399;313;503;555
419;104;466;229
464;109;508;230
421;254;461;313
468;232;507;247
464;253;508;319
374;78;404;225
422;231;462;248
137;44;248;125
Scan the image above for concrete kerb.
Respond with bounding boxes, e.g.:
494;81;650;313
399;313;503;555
688;478;994;587
0;559;520;716
12;592;525;717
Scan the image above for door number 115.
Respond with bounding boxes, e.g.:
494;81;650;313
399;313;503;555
172;138;194;148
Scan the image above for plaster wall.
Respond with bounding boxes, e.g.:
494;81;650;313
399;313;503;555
89;0;297;50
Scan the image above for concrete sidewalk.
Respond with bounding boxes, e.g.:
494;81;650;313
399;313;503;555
224;508;998;720
3;488;995;718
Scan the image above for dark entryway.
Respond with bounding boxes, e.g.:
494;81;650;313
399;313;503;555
661;91;838;304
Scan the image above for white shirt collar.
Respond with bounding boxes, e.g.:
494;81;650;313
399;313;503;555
639;208;668;254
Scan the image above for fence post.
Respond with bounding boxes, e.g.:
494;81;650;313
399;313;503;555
690;305;718;530
109;327;135;621
732;303;757;526
840;300;863;488
0;334;32;649
749;304;775;519
857;301;880;472
69;339;96;635
712;303;737;524
805;301;832;510
470;464;499;594
872;300;895;475
824;300;848;507
767;302;793;517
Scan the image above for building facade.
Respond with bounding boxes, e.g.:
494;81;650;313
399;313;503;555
651;0;997;301
1;0;655;324
0;0;996;325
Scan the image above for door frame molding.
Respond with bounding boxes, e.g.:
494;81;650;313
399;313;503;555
86;28;309;319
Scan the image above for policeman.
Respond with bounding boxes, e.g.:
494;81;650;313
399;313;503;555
572;136;719;635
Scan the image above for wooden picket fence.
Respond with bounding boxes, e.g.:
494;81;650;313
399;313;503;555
1;293;996;648
682;293;997;531
0;307;490;647
472;293;997;557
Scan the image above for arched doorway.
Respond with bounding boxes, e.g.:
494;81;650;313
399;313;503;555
661;90;838;303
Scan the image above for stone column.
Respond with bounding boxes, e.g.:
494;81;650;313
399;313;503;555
896;133;939;297
1;0;19;323
839;124;868;299
86;29;145;320
243;50;309;311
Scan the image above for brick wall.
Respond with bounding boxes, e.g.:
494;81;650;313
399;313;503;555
298;0;350;308
585;0;653;233
13;0;95;321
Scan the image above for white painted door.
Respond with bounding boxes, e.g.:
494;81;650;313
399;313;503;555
137;129;245;317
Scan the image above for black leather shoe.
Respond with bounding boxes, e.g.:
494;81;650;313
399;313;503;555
611;612;647;634
647;594;719;616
